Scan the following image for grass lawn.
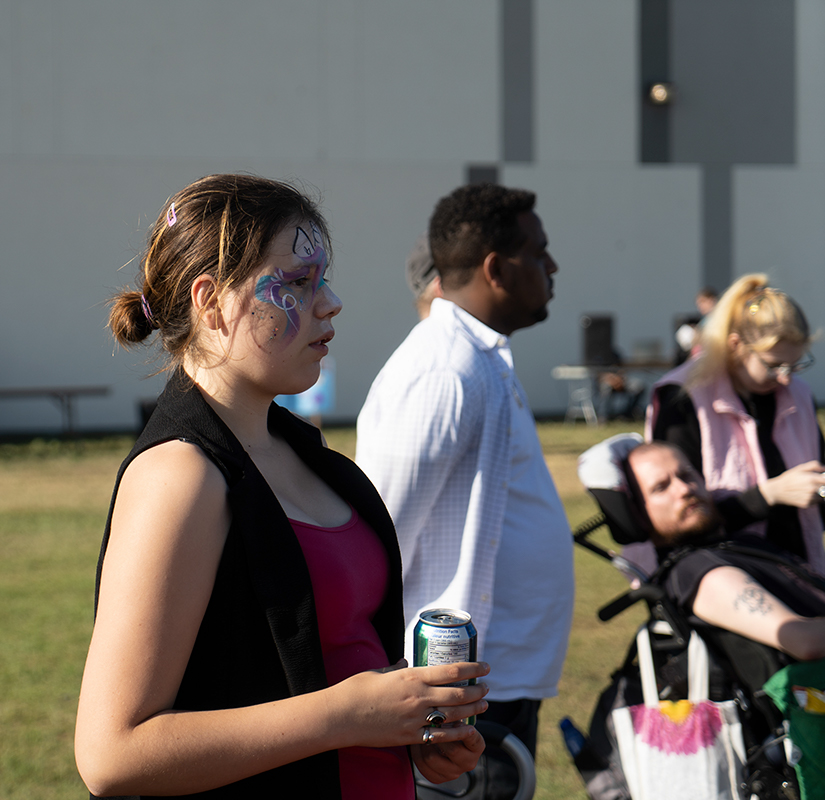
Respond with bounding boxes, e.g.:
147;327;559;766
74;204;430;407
0;421;647;799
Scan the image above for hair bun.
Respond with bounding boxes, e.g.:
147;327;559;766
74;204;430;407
109;290;157;345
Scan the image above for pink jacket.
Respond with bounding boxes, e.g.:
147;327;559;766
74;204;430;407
643;361;825;575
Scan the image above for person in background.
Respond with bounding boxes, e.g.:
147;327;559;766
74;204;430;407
75;174;488;800
675;286;719;364
695;285;719;321
595;348;646;423
405;233;443;320
356;183;574;800
626;274;825;579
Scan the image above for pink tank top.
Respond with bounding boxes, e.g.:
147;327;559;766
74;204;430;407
291;507;414;800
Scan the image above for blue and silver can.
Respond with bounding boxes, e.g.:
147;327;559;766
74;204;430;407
413;608;478;724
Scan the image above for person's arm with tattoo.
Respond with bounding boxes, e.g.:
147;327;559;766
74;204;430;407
692;567;825;661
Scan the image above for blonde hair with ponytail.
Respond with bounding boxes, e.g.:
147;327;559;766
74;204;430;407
687;273;811;388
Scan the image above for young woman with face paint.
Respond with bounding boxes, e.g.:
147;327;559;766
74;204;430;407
75;175;488;799
635;273;825;577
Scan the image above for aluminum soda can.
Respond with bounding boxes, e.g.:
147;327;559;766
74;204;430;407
413;608;478;725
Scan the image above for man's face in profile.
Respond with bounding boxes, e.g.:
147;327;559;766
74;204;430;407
496;211;558;333
628;445;719;544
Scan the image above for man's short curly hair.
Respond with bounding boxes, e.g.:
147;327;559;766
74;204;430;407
428;183;536;290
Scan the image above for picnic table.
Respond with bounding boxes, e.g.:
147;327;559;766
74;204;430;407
0;385;110;436
551;361;673;426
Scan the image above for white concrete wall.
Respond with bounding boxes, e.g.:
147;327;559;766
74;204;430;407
0;0;822;434
505;163;702;411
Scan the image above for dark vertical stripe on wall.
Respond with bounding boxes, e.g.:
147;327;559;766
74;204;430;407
639;0;670;163
466;165;501;185
669;0;796;291
501;0;534;162
669;0;795;166
702;165;732;291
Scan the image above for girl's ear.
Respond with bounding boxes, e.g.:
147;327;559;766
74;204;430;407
727;331;742;354
191;274;221;330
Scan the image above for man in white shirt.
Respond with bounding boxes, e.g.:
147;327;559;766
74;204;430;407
356;184;574;798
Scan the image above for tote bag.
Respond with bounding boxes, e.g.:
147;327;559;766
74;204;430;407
612;627;746;800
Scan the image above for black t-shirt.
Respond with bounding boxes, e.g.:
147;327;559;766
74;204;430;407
662;535;825;622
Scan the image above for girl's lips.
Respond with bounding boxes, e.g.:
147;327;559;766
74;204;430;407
310;330;334;353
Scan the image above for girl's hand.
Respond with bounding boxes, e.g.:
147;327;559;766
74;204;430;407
411;724;486;784
328;661;490;750
759;461;825;508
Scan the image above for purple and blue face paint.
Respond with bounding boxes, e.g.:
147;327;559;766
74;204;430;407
254;222;328;341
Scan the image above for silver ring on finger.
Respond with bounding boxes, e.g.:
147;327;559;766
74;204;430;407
818;485;825;500
423;728;435;745
426;709;447;726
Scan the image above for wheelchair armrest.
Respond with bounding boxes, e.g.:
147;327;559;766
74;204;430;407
598;584;665;621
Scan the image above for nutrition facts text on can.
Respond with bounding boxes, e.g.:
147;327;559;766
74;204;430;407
427;631;471;665
427;629;471;686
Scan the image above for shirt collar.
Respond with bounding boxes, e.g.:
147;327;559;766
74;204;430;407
430;297;510;353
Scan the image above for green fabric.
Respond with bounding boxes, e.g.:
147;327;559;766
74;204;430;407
763;659;825;800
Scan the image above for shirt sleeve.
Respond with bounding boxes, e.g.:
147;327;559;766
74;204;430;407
716;487;770;531
815;400;825;530
663;549;725;612
819;412;825;464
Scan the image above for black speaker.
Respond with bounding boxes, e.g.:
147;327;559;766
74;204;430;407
581;315;615;366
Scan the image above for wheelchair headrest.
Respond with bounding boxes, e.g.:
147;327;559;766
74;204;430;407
577;432;650;544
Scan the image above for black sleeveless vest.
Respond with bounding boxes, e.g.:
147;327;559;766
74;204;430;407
92;371;405;799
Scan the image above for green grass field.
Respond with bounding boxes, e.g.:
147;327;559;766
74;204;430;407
0;422;648;799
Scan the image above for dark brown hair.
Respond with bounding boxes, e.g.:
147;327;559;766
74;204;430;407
109;174;329;369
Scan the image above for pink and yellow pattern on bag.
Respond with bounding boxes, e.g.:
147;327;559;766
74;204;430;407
630;700;723;754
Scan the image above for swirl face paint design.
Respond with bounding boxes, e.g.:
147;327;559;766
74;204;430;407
254;222;328;341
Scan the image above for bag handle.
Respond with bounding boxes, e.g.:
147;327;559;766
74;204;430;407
636;627;710;708
687;630;709;702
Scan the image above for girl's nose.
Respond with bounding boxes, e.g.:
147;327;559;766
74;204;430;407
317;283;342;318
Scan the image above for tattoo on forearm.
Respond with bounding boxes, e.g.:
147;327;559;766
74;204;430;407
733;576;773;615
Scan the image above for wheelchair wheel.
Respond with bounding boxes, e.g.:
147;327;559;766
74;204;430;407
414;720;536;800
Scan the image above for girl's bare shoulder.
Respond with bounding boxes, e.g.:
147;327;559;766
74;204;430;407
123;438;229;494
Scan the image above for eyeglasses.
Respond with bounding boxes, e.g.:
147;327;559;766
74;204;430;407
749;349;815;379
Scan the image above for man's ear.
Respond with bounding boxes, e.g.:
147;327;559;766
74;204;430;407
190;274;222;330
482;251;506;289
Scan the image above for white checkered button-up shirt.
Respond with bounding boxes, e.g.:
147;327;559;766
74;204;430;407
356;299;572;698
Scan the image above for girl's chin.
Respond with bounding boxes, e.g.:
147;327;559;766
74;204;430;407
281;372;322;398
